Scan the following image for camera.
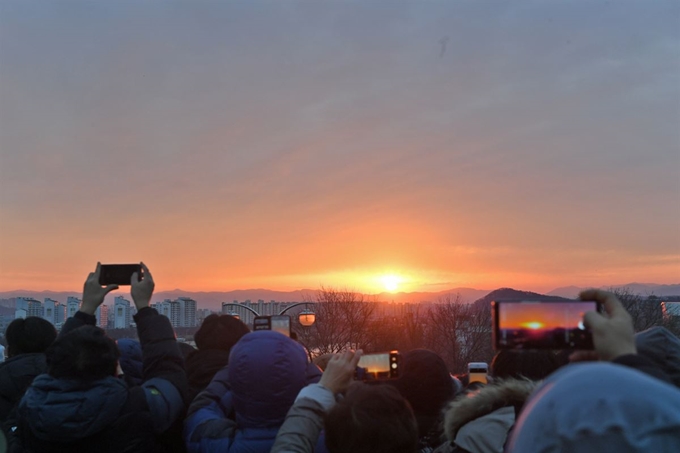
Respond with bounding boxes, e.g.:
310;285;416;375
492;300;601;350
99;264;142;286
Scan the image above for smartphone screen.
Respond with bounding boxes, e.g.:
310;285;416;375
99;264;142;286
270;315;291;337
355;351;400;380
468;363;488;384
493;300;598;350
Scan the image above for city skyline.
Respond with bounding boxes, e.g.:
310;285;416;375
1;1;679;294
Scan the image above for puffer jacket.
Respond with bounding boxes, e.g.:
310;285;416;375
184;331;321;453
10;308;187;453
0;353;48;422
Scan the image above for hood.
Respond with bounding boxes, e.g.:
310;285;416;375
444;378;537;441
186;348;230;398
635;326;680;388
18;374;128;441
228;331;309;428
116;339;143;386
506;363;680;453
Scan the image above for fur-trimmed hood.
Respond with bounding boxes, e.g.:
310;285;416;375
443;378;538;442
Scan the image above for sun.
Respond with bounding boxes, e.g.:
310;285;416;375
522;321;544;330
380;275;402;293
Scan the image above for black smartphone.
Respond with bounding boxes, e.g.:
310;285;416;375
99;264;142;286
492;300;600;350
355;351;400;381
252;315;291;337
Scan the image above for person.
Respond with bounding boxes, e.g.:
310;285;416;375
0;317;57;422
184;330;322;453
271;350;420;453
184;314;250;403
634;326;680;388
117;338;144;387
388;349;456;452
438;352;556;453
9;262;188;452
505;289;680;452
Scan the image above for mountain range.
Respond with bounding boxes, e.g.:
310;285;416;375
1;283;679;311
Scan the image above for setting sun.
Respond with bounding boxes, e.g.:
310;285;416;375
380;275;402;293
522;322;544;330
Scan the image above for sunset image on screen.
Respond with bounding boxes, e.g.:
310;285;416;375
499;302;594;330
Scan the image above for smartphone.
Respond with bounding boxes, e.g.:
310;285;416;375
355;351;400;381
468;362;488;384
492;300;600;350
99;264;142;286
252;315;291;337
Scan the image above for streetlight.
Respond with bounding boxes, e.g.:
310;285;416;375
227;311;240;320
279;302;317;327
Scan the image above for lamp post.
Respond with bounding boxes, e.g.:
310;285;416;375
278;302;317;327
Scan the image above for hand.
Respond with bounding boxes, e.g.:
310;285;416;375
131;262;154;310
319;350;363;394
570;289;636;362
81;262;119;315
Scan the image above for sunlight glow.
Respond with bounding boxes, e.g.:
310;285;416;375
380;275;402;292
522;321;544;330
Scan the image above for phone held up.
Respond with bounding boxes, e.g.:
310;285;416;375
99;264;142;286
253;315;292;337
354;350;401;381
492;300;602;350
468;362;488;384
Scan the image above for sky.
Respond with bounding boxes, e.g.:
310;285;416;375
1;1;679;294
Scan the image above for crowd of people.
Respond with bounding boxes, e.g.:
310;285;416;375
1;262;679;452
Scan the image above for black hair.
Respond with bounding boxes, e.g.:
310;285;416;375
46;325;120;380
5;317;57;357
325;384;418;453
194;314;250;352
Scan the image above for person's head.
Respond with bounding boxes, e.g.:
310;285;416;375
635;326;680;388
5;317;57;358
47;325;120;381
325;384;418;453
389;349;454;438
228;331;311;428
506;363;680;452
116;338;143;386
194;314;250;352
491;350;560;381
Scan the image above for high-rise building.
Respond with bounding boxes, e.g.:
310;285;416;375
176;297;197;328
66;297;82;319
15;297;42;319
96;304;109;329
113;296;132;329
43;298;65;326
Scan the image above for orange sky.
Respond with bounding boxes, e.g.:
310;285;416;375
498;302;597;330
0;2;678;294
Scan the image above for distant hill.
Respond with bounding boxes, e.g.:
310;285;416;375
1;283;677;312
548;283;680;299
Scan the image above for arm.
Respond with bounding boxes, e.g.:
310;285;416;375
271;350;362;453
183;366;237;453
132;263;189;433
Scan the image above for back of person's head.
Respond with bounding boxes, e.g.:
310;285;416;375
506;363;680;452
178;340;197;360
47;325;120;381
389;349;454;438
228;331;310;428
194;314;250;352
491;350;560;381
325;384;418;453
5;317;57;357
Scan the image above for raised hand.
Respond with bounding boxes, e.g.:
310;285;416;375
319;350;363;395
81;262;119;315
131;262;154;310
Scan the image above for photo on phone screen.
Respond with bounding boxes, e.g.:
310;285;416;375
99;264;142;286
355;351;400;380
253;316;271;332
493;300;598;350
468;362;488;384
270;315;291;337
